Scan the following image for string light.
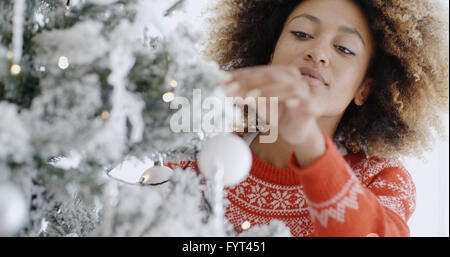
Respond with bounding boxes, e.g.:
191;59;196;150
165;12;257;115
58;56;69;70
10;64;21;76
6;50;13;60
162;92;175;103
170;80;178;88
101;110;110;120
241;221;251;230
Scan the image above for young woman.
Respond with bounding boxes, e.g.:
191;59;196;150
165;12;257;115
171;0;448;237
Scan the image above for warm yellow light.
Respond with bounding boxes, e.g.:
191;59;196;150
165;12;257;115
101;110;110;120
162;92;175;103
6;50;13;60
10;64;21;76
241;221;251;230
170;80;178;88
58;56;70;70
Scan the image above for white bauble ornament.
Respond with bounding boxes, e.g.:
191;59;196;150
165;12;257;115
139;163;173;186
0;183;28;236
198;133;252;186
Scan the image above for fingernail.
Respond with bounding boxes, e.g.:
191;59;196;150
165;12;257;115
218;73;233;84
286;98;300;108
226;82;240;94
246;89;261;97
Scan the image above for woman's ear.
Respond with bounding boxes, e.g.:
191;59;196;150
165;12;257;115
354;77;374;106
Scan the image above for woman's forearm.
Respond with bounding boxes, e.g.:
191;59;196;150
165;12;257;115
291;121;326;168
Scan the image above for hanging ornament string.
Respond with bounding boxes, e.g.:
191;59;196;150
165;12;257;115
212;164;225;233
197;134;252;234
12;0;25;65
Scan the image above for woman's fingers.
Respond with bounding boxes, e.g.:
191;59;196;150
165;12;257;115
220;65;295;87
229;82;297;101
227;78;309;105
224;68;307;95
229;65;301;80
217;72;234;84
228;65;270;78
224;71;275;95
217;65;317;116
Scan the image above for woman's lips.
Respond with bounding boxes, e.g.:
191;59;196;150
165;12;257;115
302;74;327;87
299;67;328;86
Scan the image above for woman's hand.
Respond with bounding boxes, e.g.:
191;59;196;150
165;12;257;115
219;65;323;147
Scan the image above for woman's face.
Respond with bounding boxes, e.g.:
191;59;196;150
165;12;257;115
271;0;374;117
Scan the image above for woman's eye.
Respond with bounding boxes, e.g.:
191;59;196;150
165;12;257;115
291;31;313;39
335;45;356;56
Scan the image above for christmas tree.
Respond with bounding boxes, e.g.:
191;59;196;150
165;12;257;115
0;0;290;237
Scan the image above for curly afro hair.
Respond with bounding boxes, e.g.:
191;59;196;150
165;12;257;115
203;0;449;159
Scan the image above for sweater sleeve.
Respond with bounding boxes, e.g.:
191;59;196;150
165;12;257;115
288;130;416;237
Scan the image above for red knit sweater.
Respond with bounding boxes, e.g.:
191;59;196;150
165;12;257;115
168;131;416;237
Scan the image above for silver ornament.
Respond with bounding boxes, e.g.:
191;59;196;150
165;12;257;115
139;161;173;186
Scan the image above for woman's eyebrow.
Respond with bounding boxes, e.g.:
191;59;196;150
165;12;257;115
338;26;366;47
289;13;320;24
289;13;366;47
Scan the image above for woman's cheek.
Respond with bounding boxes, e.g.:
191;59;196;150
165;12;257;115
320;78;354;115
273;40;304;64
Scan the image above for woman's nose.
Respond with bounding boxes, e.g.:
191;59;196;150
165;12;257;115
304;47;329;67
